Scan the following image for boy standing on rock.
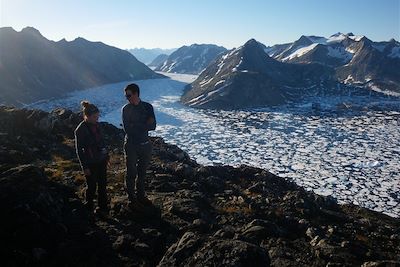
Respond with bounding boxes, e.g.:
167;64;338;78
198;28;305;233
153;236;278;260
122;83;156;207
75;101;110;214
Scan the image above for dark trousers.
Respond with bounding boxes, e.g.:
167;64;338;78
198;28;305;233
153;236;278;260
85;160;108;209
124;141;152;201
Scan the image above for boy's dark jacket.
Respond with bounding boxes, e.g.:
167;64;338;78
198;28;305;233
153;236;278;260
74;121;109;170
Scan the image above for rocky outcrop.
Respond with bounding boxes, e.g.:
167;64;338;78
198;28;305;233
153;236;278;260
0;106;399;266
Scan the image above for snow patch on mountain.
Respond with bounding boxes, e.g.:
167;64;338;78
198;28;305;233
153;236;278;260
348;35;365;41
327;46;353;62
232;57;243;72
307;36;328;44
327;33;348;43
282;43;319;61
369;84;400;97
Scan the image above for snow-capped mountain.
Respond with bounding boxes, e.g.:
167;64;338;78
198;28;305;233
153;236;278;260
336;37;400;95
155;44;227;74
0;27;164;107
127;47;176;65
181;39;343;109
266;33;363;64
266;33;400;95
182;34;400;109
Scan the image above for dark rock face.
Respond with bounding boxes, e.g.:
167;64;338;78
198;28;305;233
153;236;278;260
148;54;169;67
158;232;270;266
0;164;115;267
1;107;399;266
155;44;227;74
182;34;400;110
0;27;164;106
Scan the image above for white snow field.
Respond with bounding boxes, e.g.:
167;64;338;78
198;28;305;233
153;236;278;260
29;72;400;218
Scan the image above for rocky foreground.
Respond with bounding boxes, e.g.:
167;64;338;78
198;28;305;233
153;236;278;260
0;106;399;267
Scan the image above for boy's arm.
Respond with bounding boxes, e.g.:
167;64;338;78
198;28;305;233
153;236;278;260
75;127;88;170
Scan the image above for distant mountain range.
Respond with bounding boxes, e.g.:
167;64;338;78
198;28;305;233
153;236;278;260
154;44;227;74
182;33;400;109
0;27;164;106
127;48;176;65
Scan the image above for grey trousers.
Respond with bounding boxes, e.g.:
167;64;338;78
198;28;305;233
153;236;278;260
124;141;152;201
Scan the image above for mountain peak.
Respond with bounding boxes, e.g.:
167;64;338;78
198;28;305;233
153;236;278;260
0;26;17;33
358;36;372;44
73;37;88;42
243;38;261;48
21;26;43;37
241;39;271;60
299;35;311;41
293;35;313;46
330;32;345;37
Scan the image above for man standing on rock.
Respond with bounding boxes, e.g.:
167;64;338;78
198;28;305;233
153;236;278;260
122;83;156;207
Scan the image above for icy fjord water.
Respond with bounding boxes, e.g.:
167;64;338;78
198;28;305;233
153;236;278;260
29;73;400;217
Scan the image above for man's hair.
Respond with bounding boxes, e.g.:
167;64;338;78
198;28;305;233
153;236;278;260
124;83;140;97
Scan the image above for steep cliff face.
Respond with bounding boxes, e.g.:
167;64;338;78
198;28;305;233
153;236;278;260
0;106;399;266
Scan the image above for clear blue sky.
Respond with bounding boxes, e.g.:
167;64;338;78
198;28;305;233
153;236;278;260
1;0;399;49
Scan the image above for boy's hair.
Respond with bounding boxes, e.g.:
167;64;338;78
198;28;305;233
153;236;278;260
124;83;140;97
80;100;99;116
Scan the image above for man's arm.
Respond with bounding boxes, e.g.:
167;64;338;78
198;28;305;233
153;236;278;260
146;104;156;131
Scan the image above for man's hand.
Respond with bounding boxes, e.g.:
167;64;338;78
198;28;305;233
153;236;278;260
83;168;91;176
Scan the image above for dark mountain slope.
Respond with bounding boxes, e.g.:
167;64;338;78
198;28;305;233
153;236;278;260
0;27;163;106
